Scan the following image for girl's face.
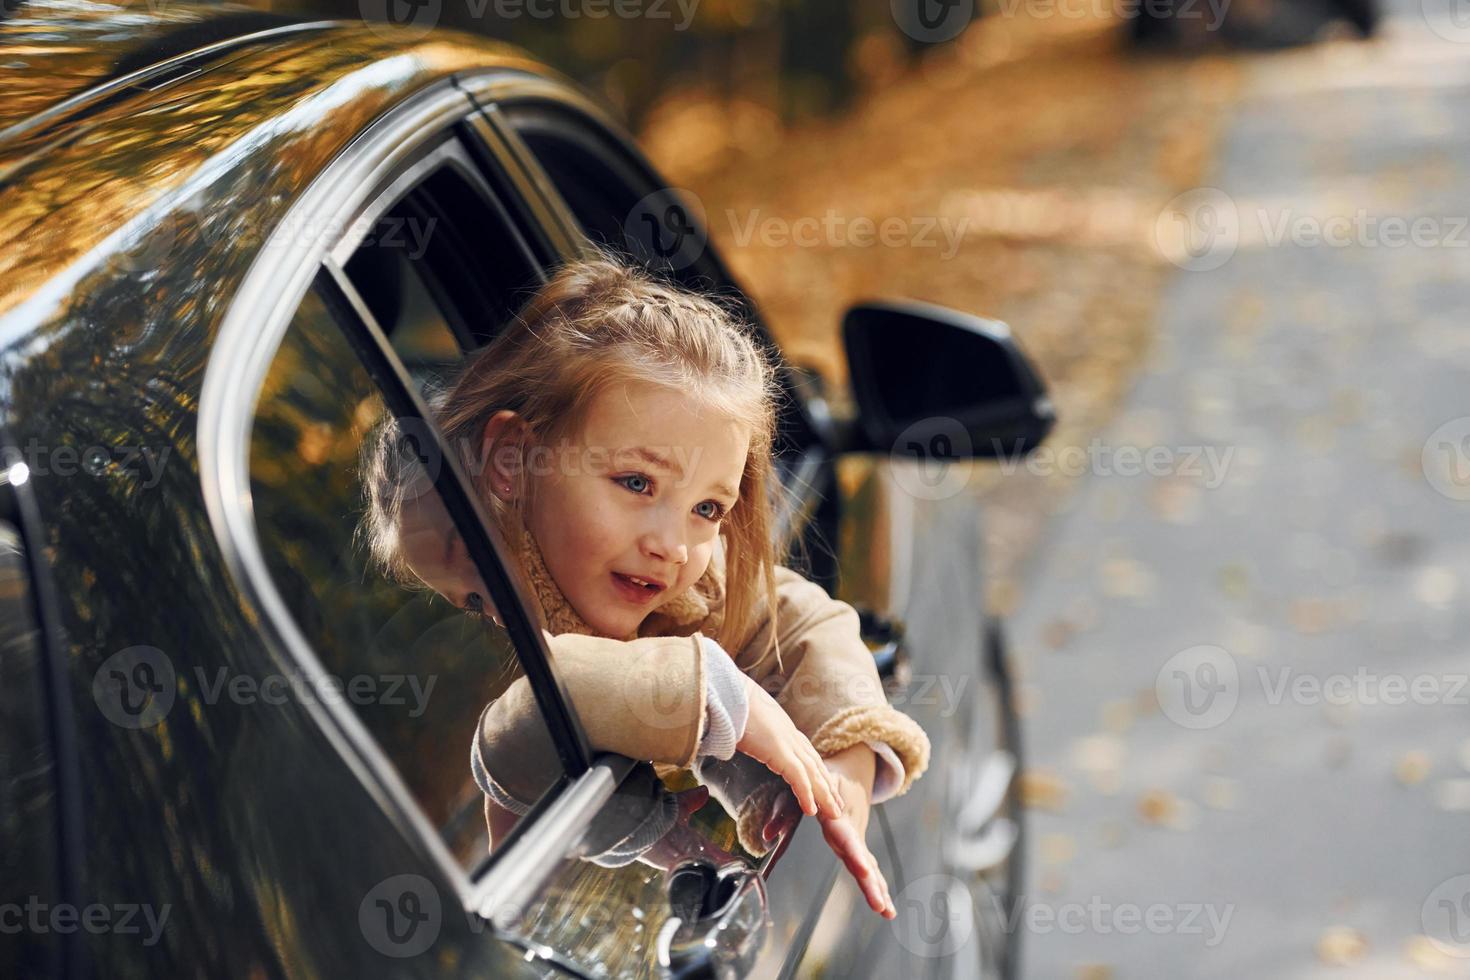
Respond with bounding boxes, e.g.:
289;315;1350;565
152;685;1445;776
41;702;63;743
523;381;750;639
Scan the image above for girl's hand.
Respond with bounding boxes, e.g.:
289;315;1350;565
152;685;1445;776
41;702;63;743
736;676;845;822
762;745;895;919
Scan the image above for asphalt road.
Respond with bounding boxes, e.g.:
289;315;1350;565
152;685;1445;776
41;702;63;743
1009;13;1470;979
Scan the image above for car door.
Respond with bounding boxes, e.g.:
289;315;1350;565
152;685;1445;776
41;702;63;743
0;436;83;980
469;82;909;974
214;81;803;978
477;84;1023;980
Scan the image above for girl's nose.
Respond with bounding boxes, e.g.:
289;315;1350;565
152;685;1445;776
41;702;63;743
640;519;688;566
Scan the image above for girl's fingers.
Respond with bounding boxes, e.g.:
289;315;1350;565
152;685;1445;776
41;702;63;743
822;817;891;916
779;751;818;816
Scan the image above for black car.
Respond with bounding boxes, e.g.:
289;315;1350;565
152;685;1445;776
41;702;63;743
0;3;1053;976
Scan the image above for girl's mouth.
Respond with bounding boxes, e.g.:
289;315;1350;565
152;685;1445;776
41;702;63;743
611;571;664;605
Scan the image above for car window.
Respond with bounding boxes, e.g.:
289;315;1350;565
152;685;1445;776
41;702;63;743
342;144;547;391
0;516;63;977
248;283;567;869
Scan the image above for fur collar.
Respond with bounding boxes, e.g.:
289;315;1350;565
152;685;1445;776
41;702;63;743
518;525;726;641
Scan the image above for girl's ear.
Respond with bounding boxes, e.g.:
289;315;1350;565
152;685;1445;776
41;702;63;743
480;410;533;501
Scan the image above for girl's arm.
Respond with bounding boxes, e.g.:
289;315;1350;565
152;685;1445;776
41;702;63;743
475;631;708;807
474;630;841;819
736;565;931;798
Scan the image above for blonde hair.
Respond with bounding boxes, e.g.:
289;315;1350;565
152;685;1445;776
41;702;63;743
367;253;784;659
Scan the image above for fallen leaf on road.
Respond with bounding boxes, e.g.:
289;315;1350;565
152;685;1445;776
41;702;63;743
1432;778;1470;812
1317;926;1368;966
1404;934;1457;973
1021;770;1070;812
1396;751;1431;787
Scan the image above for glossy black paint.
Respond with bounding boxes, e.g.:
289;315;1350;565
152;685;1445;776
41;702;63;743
0;3;1032;977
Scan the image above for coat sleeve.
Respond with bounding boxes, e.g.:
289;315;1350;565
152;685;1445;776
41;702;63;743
475;630;708;809
737;566;930;799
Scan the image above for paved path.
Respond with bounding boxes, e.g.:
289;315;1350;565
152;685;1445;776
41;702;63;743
1010;13;1470;978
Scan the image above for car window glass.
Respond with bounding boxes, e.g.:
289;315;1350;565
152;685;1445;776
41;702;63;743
249;284;567;869
0;518;62;977
343;156;545;392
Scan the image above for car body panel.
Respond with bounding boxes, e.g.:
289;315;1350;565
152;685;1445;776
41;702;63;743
0;4;1015;976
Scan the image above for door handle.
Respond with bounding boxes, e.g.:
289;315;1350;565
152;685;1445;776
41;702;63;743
657;861;769;979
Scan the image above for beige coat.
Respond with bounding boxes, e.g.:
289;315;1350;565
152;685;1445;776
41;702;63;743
478;526;931;825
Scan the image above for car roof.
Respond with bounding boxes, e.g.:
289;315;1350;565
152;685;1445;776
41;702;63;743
0;0;569;326
0;1;322;144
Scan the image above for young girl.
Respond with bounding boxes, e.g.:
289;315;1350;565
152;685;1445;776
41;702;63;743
367;256;929;919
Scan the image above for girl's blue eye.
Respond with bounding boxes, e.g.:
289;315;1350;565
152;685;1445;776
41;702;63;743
618;474;725;522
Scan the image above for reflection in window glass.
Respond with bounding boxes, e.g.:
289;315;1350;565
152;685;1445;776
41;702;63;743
248;286;564;868
344;223;462;396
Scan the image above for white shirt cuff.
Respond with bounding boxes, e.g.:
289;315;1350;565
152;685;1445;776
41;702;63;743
696;635;749;760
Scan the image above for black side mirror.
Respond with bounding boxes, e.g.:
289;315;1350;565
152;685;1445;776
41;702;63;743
841;300;1055;460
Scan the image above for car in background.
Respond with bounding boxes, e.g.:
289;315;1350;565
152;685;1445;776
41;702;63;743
0;2;1053;976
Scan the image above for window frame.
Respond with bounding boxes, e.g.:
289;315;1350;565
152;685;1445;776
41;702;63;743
199;77;634;925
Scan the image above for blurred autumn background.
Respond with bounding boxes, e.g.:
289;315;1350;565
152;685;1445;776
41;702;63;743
260;0;1470;973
